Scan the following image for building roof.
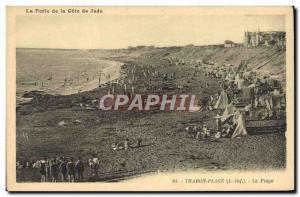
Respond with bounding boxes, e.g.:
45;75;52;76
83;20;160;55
224;40;234;44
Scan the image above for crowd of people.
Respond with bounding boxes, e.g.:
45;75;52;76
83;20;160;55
17;138;141;182
17;156;100;182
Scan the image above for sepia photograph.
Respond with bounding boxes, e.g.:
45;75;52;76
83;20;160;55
6;6;294;191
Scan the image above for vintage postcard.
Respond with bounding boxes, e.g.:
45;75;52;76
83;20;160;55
6;6;294;191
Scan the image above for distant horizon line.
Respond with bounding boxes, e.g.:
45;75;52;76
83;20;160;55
16;43;245;51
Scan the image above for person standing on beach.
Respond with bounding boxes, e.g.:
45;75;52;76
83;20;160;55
75;157;84;182
40;159;47;182
59;157;67;182
45;158;51;182
88;159;94;177
50;158;59;182
66;157;76;182
92;156;100;177
124;138;130;150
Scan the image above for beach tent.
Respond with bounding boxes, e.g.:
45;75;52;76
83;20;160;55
214;90;229;109
231;112;248;138
236;78;246;89
272;89;281;96
221;103;236;122
272;95;282;109
271;89;283;109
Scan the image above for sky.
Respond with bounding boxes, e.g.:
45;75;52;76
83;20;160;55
16;14;285;49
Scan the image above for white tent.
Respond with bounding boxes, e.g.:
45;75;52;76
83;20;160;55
221;103;236;121
236;78;246;89
231;112;248;138
214;90;229;109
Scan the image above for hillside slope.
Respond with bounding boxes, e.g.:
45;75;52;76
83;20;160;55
141;45;286;77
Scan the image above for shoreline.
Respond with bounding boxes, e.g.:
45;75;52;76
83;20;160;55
17;59;124;104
